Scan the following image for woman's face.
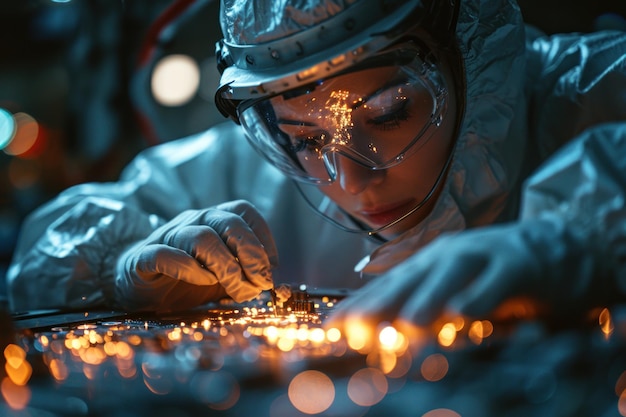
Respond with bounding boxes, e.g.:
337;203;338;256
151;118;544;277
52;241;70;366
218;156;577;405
272;55;458;239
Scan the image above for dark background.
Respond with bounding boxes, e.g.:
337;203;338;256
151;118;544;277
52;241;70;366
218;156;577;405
0;0;625;297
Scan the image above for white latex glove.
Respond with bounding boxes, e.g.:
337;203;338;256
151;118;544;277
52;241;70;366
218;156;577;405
328;216;609;332
115;200;278;311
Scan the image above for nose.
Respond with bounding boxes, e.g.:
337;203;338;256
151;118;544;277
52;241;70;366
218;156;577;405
329;153;385;194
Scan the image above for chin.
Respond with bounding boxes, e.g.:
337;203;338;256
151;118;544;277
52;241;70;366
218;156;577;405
376;222;415;240
377;211;427;240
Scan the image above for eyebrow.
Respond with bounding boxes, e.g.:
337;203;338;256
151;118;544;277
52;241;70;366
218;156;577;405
276;74;409;126
276;119;317;127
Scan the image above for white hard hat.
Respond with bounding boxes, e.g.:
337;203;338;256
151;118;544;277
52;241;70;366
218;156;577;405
215;0;460;122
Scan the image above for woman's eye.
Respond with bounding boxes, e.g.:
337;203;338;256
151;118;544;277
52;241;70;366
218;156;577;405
291;132;328;153
366;100;411;131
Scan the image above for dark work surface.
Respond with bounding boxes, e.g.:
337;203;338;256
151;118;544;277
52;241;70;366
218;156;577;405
2;295;626;417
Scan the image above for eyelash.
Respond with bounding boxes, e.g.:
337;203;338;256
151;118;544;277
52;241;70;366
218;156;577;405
291;132;328;153
367;104;411;131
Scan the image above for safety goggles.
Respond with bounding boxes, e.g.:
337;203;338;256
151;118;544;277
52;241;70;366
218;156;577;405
237;42;448;184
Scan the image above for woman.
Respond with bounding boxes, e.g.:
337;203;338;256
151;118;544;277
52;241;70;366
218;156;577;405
7;0;626;334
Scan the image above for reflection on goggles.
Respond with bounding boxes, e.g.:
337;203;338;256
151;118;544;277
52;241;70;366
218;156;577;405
239;45;448;184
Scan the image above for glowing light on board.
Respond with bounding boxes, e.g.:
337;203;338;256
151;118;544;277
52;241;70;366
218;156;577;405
14;294;620;415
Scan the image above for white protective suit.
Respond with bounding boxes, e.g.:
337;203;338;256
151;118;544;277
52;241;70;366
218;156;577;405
7;0;626;313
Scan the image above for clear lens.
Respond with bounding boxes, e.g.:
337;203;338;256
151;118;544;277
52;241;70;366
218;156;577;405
239;44;447;184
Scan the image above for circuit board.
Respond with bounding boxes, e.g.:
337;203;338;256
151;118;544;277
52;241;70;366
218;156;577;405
4;289;626;417
5;286;369;416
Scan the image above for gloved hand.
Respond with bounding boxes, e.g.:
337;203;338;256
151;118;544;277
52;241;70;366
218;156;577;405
115;200;278;311
327;215;607;334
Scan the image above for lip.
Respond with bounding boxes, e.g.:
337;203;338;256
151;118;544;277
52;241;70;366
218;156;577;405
358;199;416;227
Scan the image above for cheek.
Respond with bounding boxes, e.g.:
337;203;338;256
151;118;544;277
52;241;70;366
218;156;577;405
390;141;450;188
316;182;348;202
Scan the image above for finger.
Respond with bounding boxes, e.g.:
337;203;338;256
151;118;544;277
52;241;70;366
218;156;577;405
448;259;529;318
134;244;219;286
324;279;388;330
201;211;274;291
163;225;264;301
214;200;279;267
398;255;487;326
327;257;434;331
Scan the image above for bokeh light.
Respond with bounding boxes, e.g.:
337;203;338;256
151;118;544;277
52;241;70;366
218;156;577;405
420;353;448;382
142;359;174;395
2;112;46;158
1;378;31;411
386;350;413;379
367;350;397;375
190;371;240;411
468;320;494;345
619;388;626;417
600;308;614;338
0;108;16;149
48;358;69;381
288;370;335;414
151;54;200;106
379;325;399;350
345;317;374;352
615;370;626;397
422;408;461;417
437;323;457;347
326;328;341;343
4;344;32;386
378;324;408;354
347;367;388;407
